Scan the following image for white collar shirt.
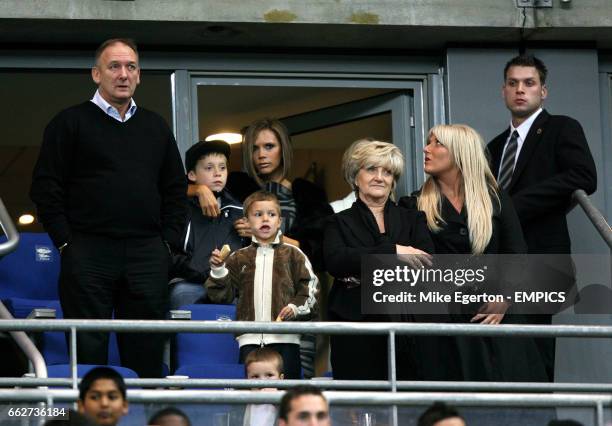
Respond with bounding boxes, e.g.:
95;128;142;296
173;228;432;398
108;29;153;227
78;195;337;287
90;90;137;122
500;107;543;170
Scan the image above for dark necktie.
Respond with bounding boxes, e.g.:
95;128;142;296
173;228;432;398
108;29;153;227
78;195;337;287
498;130;519;189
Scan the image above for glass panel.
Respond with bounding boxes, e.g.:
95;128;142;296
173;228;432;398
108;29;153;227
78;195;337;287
290;113;391;203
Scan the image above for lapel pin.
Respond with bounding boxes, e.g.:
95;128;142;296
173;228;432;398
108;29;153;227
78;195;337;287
537;128;542;135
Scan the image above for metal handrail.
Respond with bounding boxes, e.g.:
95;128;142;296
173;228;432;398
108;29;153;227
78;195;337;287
3;377;612;393
0;388;611;407
0;197;19;256
1;318;612;337
2;318;612;394
573;189;612;249
0;197;47;379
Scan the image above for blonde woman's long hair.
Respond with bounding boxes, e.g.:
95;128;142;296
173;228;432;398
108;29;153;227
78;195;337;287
418;124;499;254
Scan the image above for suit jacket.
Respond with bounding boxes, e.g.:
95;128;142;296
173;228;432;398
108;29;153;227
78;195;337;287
488;110;596;254
323;197;434;320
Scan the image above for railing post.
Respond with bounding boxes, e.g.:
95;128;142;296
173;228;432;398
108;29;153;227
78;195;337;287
596;400;604;426
388;330;397;392
388;330;398;426
69;327;77;390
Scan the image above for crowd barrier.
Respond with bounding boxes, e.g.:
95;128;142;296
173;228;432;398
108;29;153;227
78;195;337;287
1;319;612;425
1;193;611;425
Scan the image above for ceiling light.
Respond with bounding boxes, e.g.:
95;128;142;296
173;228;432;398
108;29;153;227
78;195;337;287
18;214;35;225
205;133;242;144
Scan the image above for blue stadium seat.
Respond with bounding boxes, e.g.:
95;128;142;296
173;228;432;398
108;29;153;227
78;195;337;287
6;298;121;366
0;233;60;301
174;363;245;380
174;304;240;370
46;364;139;379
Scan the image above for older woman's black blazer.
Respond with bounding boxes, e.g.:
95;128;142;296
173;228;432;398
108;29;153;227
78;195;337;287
324;198;434;321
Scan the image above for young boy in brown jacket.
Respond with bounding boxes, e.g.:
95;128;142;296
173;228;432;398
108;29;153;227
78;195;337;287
206;190;318;379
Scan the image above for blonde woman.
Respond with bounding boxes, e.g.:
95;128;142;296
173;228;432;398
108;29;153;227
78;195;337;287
324;139;434;380
400;124;547;381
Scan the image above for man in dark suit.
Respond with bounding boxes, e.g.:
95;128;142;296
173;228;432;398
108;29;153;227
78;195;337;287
488;54;597;381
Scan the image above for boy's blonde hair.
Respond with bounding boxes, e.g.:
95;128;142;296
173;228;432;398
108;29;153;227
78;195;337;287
244;347;284;375
243;190;281;217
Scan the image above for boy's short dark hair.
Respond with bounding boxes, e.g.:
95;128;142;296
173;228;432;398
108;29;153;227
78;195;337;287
244;347;284;375
78;367;127;401
185;140;231;172
148;407;192;426
278;385;326;421
504;54;548;84
243;190;281;217
94;38;138;66
418;402;464;426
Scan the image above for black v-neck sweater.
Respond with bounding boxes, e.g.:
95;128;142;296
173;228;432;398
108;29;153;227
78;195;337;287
31;101;187;249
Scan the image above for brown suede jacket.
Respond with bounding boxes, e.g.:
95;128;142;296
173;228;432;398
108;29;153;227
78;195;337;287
205;232;318;346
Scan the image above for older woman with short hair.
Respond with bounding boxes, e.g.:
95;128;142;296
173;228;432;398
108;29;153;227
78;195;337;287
323;139;434;380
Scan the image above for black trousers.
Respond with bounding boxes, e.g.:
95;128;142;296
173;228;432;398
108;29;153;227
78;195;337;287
239;343;301;379
59;232;169;378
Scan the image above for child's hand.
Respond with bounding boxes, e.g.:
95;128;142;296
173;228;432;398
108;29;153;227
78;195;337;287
209;249;224;267
276;305;295;321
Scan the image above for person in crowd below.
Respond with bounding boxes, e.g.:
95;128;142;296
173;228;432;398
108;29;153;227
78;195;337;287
488;54;597;381
169;140;245;309
206;191;318;379
400;124;547;382
77;367;129;426
190;118;333;378
418;402;466;426
278;385;331;426
30;38;187;378
242;347;284;426
323;139;434;380
148;407;191;426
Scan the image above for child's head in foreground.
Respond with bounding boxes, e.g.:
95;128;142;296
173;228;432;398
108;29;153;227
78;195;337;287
77;367;128;426
243;191;282;244
245;346;285;381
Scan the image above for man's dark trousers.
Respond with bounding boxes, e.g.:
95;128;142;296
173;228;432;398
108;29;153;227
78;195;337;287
59;232;169;378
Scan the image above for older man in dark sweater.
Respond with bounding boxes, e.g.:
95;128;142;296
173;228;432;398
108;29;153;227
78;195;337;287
30;38;187;378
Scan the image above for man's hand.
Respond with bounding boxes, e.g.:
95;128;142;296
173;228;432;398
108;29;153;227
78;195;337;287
188;184;220;217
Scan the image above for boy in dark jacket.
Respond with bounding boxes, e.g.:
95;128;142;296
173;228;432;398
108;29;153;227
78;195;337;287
169;140;244;309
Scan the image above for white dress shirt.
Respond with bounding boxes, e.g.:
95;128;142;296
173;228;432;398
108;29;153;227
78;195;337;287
499;107;543;172
90;90;137;122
